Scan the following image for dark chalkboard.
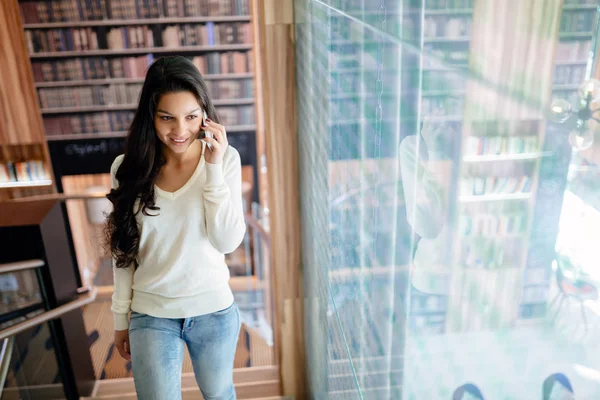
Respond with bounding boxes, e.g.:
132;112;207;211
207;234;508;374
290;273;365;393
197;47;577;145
48;132;257;198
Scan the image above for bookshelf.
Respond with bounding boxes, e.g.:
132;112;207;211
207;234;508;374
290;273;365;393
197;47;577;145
444;0;565;332
518;1;599;321
18;0;258;146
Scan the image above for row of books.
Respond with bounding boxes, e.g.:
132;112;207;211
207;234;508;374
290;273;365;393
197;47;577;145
421;97;464;118
42;105;255;135
38;84;144;109
555;40;591;62
38;78;253;108
32;56;147;81
163;0;250;17
425;0;474;9
195;51;254;74
32;52;252;82
161;22;252;47
553;64;587;86
459;213;528;237
470;120;540;136
461;239;521;269
0;161;48;183
410;315;445;334
560;9;596;33
520;286;549;304
26;22;251;53
422;70;465;91
218;105;255;126
423;46;469;67
43;111;135;135
19;0;250;23
460;176;532;196
411;295;447;314
463;135;540;156
423;16;472;38
207;78;253;100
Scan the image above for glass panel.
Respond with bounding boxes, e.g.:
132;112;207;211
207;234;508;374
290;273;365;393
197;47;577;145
2;323;64;400
0;268;44;328
296;0;600;398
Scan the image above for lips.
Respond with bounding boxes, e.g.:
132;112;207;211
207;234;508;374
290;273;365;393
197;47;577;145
170;137;189;145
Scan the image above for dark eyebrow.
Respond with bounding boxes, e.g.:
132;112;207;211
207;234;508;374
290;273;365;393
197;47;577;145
156;108;200;115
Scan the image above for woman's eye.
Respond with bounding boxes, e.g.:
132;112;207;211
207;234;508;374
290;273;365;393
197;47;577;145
160;116;173;121
187;115;198;120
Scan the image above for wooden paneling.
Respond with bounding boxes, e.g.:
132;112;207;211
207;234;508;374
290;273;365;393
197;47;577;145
250;0;270;208
0;0;45;145
0;0;55;200
253;0;306;396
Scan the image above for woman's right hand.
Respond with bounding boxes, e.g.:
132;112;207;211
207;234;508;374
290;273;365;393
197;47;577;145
114;330;131;360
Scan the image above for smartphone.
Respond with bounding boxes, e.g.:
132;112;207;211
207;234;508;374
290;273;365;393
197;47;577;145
200;110;213;150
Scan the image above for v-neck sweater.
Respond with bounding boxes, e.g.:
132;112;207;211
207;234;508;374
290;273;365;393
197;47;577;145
109;146;246;331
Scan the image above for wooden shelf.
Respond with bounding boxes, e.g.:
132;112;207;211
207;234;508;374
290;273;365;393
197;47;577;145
42;105;135;114
46;125;257;141
46;132;128;141
41;98;254;114
563;4;598;11
459;192;532;203
421;89;466;96
23;16;251;29
422;64;469;72
29;44;253;59
424;37;471;44
555;60;588;66
224;124;257;132
462;152;550;162
0;180;53;189
35;73;254;88
422;115;463;122
552;83;580;91
559;32;593;40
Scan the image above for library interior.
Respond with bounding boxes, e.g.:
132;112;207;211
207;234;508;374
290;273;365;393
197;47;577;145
1;0;600;399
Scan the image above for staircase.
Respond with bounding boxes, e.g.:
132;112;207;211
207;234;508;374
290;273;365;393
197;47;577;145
82;366;290;400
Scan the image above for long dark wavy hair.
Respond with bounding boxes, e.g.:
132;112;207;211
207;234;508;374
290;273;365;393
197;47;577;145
105;56;220;269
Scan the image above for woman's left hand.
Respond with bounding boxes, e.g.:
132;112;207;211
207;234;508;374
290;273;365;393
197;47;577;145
201;118;228;164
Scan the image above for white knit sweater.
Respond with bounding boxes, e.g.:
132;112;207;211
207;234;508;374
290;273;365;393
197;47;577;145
110;146;246;330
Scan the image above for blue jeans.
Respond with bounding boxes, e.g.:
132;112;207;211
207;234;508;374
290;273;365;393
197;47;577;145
128;303;241;400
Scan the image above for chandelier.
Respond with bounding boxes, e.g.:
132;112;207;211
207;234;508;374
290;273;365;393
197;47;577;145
549;6;600;151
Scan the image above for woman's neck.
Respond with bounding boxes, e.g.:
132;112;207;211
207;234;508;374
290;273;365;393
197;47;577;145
163;140;202;167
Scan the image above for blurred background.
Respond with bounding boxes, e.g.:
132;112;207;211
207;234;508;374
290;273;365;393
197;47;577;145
1;0;600;399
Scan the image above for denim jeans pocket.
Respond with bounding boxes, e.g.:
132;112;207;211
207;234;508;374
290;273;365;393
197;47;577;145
211;302;236;317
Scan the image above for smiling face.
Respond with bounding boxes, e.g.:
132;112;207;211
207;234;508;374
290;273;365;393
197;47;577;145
154;91;204;155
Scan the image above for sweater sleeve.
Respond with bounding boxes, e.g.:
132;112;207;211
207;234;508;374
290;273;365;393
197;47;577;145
109;155;134;331
203;146;247;254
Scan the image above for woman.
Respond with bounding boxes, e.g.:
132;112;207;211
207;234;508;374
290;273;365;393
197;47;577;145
105;56;246;400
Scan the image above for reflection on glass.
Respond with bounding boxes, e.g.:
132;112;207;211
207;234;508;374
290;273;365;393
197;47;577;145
0;269;43;326
297;0;600;399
